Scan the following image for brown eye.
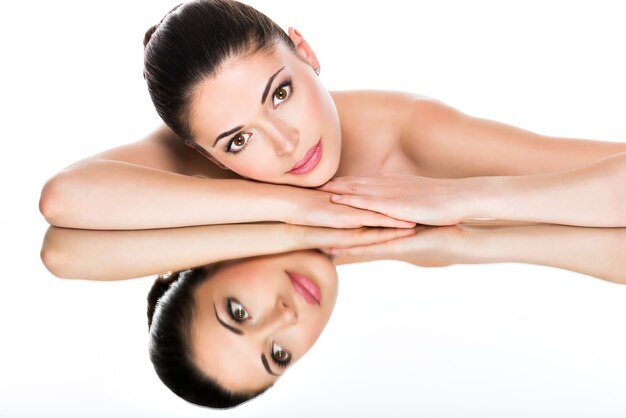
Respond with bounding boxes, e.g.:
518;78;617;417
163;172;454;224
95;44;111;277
233;135;246;146
275;88;287;100
227;299;250;323
226;132;252;153
271;341;291;368
272;81;292;107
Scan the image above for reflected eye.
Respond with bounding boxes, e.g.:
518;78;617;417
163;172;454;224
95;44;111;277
227;298;251;323
226;132;252;154
271;341;292;368
272;81;292;107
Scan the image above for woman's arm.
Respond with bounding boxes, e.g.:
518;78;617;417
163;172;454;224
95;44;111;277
39;125;414;230
471;151;626;227
318;151;626;227
41;224;414;280
401;98;626;178
327;223;626;285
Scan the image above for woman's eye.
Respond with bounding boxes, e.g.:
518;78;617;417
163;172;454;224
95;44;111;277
272;82;292;107
227;298;250;323
226;132;251;154
271;341;292;368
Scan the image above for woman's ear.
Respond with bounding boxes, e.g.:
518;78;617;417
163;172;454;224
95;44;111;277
288;27;320;73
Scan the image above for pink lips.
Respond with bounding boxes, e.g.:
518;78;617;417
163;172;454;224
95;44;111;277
287;271;321;305
288;140;322;175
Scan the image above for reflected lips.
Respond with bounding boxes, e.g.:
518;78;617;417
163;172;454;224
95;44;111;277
288;140;322;175
287;271;321;305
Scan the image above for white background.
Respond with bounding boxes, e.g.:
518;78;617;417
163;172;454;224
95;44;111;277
1;0;626;417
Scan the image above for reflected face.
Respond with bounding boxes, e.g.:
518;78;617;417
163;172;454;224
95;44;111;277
192;250;339;393
189;42;342;187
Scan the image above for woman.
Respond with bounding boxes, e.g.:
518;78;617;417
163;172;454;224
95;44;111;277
38;0;626;230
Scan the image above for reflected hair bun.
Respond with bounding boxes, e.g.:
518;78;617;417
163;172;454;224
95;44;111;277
147;270;185;329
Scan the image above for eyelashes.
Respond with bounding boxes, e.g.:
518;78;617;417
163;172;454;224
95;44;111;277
271;79;293;108
226;298;292;369
271;341;291;368
223;78;294;155
227;298;251;323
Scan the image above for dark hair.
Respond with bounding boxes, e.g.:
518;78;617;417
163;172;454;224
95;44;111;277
143;0;296;141
147;265;270;409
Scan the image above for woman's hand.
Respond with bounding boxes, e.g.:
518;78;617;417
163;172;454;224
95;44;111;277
317;173;472;225
325;224;468;267
285;224;418;250
280;186;416;229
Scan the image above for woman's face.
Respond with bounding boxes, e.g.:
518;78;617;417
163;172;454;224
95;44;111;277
192;250;338;393
188;34;342;187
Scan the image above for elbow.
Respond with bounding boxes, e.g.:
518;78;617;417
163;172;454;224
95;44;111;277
40;245;67;279
39;176;64;226
40;172;77;228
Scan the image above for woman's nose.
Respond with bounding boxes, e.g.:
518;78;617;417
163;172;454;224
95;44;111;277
260;298;298;334
265;118;299;156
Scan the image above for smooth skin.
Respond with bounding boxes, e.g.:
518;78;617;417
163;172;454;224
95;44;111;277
39;28;626;230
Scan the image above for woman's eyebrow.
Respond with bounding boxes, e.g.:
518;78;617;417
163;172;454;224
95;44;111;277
212;304;280;377
213;303;244;335
261;353;280;377
212;66;285;148
261;66;285;105
213;126;244;148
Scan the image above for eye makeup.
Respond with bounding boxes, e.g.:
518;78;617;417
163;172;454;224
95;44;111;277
226;297;251;323
271;341;292;368
222;298;293;370
222;77;295;155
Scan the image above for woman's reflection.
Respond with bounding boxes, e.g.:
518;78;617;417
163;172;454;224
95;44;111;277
146;250;337;408
41;221;626;409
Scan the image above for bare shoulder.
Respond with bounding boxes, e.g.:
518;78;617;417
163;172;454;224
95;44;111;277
330;90;430;116
330;90;446;132
83;124;241;179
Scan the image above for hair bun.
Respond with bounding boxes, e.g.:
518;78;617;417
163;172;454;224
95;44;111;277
147;271;181;328
143;24;159;48
143;4;184;49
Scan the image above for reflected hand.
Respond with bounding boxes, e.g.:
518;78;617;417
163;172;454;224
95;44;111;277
317;173;469;225
325;224;468;267
286;224;418;250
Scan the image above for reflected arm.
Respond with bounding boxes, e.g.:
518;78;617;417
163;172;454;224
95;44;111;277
41;224;300;280
455;223;626;285
41;224;413;280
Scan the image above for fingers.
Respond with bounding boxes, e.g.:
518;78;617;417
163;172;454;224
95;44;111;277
326;240;397;257
360;210;416;229
317;177;372;195
331;193;397;216
329;227;416;249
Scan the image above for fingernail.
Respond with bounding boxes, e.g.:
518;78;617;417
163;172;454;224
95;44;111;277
331;194;342;201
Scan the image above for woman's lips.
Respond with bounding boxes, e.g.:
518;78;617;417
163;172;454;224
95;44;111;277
286;271;321;305
288;140;322;175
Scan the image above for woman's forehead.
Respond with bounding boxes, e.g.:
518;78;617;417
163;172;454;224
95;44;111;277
216;42;297;80
193;302;277;391
190;45;300;140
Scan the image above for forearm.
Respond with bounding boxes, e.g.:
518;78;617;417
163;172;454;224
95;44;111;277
456;224;626;284
470;152;626;227
40;160;291;229
41;223;302;279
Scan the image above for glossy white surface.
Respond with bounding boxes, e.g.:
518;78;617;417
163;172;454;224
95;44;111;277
3;0;626;417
